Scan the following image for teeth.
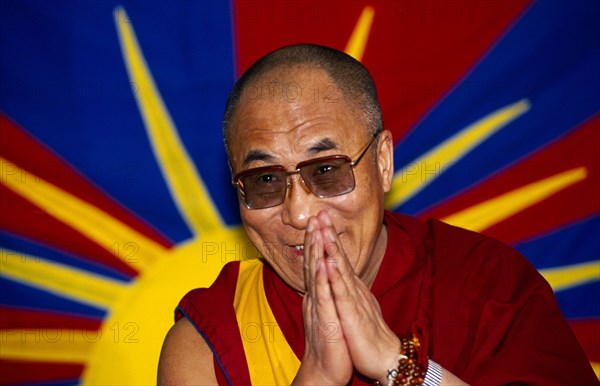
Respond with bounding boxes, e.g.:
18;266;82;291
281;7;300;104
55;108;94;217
295;245;304;251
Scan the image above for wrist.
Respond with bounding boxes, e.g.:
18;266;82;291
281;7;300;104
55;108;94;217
372;334;426;386
373;352;407;385
293;359;348;386
365;334;401;384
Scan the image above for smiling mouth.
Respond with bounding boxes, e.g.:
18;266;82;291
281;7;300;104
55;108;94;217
287;232;343;257
286;244;305;257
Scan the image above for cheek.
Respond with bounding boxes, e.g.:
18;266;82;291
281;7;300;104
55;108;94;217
242;211;265;236
328;173;381;212
355;164;384;199
241;209;279;251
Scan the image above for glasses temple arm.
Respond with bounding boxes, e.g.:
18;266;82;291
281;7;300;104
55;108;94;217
351;131;380;166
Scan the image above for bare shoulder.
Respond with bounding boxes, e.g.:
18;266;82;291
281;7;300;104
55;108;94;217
158;317;217;385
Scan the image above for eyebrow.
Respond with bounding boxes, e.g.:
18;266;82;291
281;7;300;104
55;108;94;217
307;137;338;154
242;149;276;166
241;137;339;166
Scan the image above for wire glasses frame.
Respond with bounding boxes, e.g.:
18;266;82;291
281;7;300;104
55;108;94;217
232;131;381;209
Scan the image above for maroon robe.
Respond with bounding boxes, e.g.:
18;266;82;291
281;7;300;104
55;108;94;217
176;211;598;385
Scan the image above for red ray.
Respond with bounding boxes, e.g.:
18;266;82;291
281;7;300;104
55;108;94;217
0;185;139;278
0;114;176;277
420;114;600;244
0;307;98;383
0;306;102;330
0;360;84;385
233;0;531;143
0;113;173;249
570;320;600;364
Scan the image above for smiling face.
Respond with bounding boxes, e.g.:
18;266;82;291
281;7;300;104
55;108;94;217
228;67;394;293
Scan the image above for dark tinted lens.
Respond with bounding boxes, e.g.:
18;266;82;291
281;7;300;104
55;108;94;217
300;158;355;197
239;170;287;208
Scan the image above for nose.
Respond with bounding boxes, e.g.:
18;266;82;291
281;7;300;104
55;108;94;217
281;174;317;230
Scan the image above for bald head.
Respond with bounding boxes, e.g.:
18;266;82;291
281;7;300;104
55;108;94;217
222;44;383;160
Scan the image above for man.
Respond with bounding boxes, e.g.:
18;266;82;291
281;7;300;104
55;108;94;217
158;44;598;385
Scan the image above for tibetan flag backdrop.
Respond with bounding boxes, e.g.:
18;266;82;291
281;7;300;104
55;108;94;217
1;1;598;384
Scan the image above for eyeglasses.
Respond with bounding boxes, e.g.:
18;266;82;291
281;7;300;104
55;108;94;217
232;132;380;209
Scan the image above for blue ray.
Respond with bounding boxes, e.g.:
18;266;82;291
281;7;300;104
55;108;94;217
0;230;133;283
0;276;106;319
516;215;600;269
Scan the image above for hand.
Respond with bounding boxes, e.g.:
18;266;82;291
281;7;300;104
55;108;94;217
295;211;400;385
294;214;353;385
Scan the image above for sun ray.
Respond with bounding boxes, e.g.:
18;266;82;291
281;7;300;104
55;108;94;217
114;7;223;236
385;99;531;209
441;167;587;232
344;5;375;61
0;329;97;363
0;249;126;309
591;362;600;379
0;157;167;273
540;260;600;292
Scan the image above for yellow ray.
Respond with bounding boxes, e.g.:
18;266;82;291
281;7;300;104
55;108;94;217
540;260;600;292
441;167;587;232
0;329;97;363
114;7;223;236
0;158;166;273
590;361;600;379
385;99;531;209
0;249;126;309
344;5;375;61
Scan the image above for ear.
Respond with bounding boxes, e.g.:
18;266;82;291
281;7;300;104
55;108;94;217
377;130;394;193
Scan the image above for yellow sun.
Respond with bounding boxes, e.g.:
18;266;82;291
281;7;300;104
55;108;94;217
82;227;254;384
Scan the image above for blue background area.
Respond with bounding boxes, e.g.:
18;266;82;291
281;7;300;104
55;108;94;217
0;276;106;319
0;1;239;245
516;215;600;318
516;216;599;269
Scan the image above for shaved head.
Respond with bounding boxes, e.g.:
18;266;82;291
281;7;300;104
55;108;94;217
223;44;383;160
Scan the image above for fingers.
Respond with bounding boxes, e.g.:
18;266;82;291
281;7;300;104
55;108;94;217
314;211;357;303
306;210;380;333
304;215;338;327
299;215;353;384
303;217;317;299
309;212;400;380
314;211;352;274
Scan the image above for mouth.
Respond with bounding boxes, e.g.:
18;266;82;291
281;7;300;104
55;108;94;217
284;232;343;258
287;244;305;257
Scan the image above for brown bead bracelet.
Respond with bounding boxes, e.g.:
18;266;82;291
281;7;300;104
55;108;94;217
373;335;426;386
